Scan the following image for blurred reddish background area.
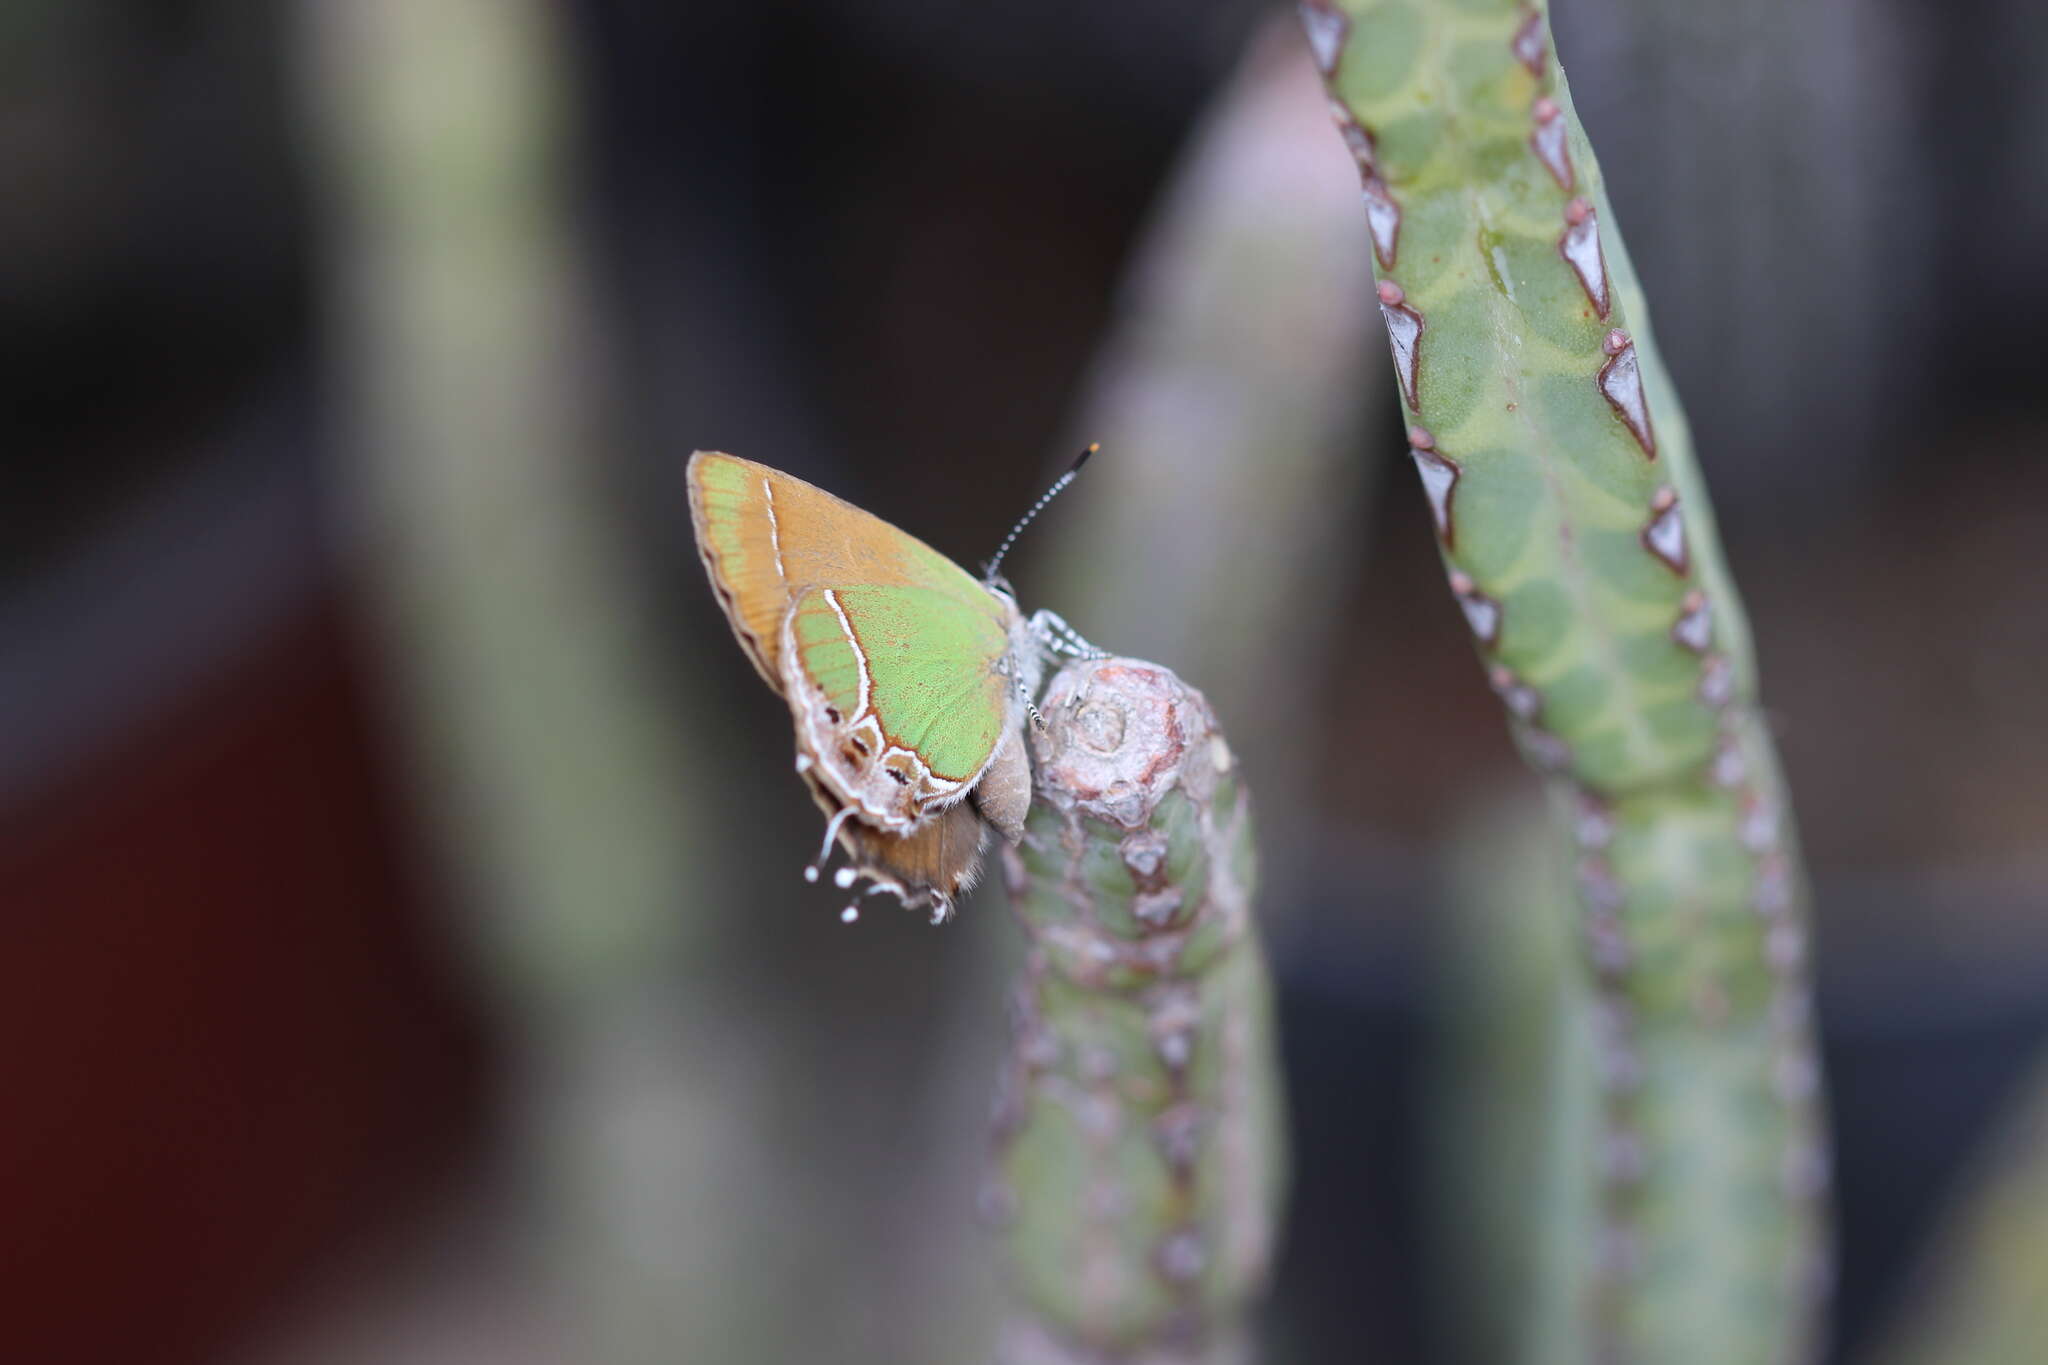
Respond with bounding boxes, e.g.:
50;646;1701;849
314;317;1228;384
5;588;490;1362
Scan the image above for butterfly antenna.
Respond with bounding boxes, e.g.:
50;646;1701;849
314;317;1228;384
986;443;1098;581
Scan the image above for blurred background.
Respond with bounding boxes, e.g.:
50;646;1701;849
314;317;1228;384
5;0;2047;1361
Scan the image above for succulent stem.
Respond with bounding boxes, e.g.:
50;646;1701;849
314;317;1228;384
993;658;1285;1364
1302;3;1830;1358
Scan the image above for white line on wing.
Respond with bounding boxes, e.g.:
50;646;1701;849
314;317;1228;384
822;587;871;717
761;477;787;579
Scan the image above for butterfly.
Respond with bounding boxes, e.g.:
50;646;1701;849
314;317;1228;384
687;450;1094;924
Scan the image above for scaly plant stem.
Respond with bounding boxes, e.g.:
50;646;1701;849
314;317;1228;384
993;658;1284;1365
1301;3;1828;1359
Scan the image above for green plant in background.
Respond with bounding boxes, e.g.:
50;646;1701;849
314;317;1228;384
1431;795;1593;1365
306;1;806;1359
1039;15;1390;916
993;658;1285;1365
1868;1053;2048;1365
1300;2;1828;1360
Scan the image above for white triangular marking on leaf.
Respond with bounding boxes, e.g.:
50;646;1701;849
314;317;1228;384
1411;446;1459;542
1300;3;1349;75
1645;503;1688;573
1561;211;1609;317
1363;178;1401;269
1599;342;1655;455
1532;113;1573;189
1381;301;1423;410
1672;595;1713;652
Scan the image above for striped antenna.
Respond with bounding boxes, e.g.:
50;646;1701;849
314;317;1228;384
986;443;1098;581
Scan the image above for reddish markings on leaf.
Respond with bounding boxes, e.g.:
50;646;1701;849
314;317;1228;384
1740;792;1781;854
1327;99;1378;177
1299;1;1349;77
1448;570;1502;648
1378;279;1425;411
1672;589;1713;653
1599;329;1657;457
1574;791;1616;850
1410;440;1461;547
1531;96;1574;189
1696;653;1734;709
1523;726;1573;772
1489;665;1542;721
1327;98;1402;267
1362;176;1402;269
1711;735;1748;789
1560;197;1611;318
1642;486;1689;574
1511;9;1548;76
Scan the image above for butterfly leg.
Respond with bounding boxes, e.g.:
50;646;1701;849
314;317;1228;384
1027;608;1107;662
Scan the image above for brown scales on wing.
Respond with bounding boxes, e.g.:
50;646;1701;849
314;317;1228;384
801;769;989;906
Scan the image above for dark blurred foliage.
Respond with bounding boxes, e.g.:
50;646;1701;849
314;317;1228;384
4;1;2047;1362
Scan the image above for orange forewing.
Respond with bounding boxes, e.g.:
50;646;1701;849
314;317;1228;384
686;450;993;688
